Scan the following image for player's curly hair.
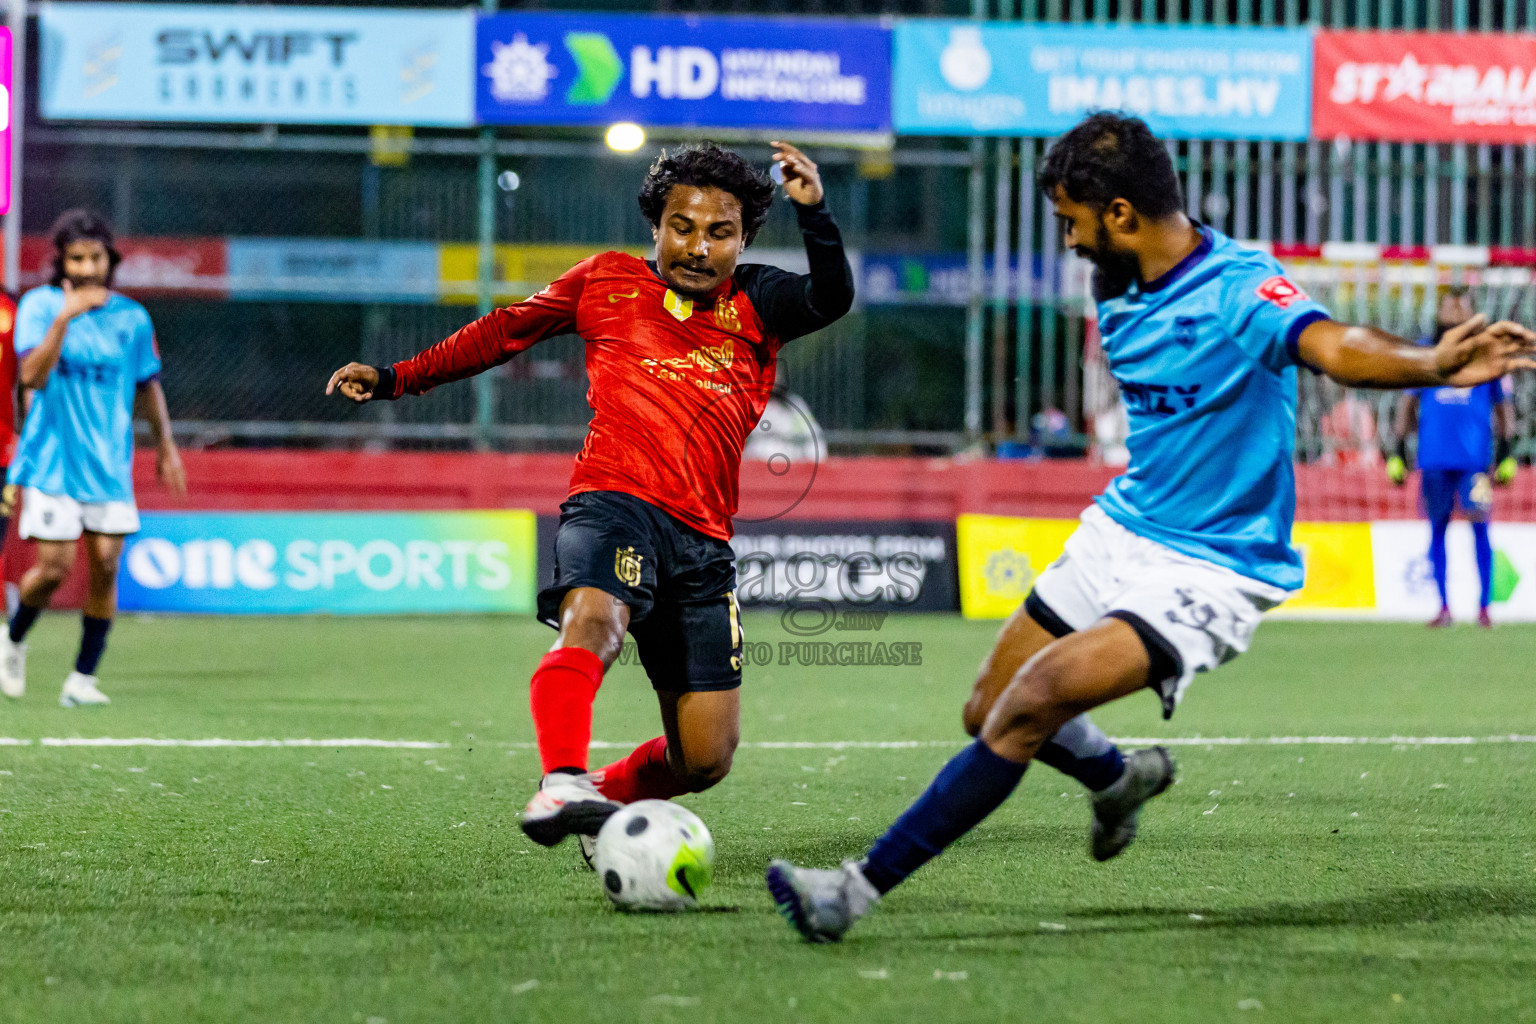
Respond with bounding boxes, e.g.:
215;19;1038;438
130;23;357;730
637;141;775;247
1038;112;1183;220
49;208;122;288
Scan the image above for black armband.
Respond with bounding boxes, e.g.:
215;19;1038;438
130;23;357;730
1496;436;1513;465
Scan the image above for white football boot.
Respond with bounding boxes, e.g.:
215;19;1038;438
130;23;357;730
60;671;110;707
0;635;26;698
520;772;620;847
766;859;881;943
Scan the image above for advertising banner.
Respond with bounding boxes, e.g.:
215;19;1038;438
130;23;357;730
730;520;958;613
476;12;891;134
119;511;536;615
38;3;476;126
1370;521;1536;622
1313;31;1536;143
894;22;1313;139
226;238;440;303
957;515;1381;620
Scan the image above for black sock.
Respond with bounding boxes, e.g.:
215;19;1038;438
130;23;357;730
9;602;41;644
75;616;113;676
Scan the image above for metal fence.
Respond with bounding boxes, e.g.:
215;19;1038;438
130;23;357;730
12;0;1535;458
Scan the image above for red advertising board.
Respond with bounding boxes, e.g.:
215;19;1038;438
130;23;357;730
1314;31;1536;142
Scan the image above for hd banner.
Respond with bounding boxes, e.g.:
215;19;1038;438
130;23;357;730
119;511;536;615
1313;31;1536;143
893;22;1313;139
476;12;891;134
38;3;476;126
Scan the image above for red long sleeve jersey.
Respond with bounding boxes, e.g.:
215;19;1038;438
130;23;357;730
383;206;853;540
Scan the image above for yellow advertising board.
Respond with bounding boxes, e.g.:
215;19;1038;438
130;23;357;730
956;514;1077;619
957;514;1376;619
1278;522;1376;613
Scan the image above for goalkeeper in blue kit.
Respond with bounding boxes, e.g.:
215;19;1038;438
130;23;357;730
765;113;1536;943
1386;286;1518;627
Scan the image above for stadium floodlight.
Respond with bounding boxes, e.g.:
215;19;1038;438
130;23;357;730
605;123;645;153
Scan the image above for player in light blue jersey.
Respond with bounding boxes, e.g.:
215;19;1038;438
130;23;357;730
766;113;1536;942
0;211;185;707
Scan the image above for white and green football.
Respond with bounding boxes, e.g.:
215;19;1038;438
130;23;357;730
593;800;714;912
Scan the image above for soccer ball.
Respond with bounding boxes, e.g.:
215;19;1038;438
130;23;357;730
593;800;714;912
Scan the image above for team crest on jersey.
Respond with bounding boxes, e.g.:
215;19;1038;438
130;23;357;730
1254;276;1308;309
614;546;644;587
662;289;694;322
713;298;741;333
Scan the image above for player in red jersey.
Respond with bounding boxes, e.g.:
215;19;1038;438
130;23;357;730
328;141;853;847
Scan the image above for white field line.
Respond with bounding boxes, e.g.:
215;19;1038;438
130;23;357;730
0;735;1533;750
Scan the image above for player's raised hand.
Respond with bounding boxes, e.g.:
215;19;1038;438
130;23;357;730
770;142;824;206
60;278;110;320
327;362;381;403
1434;315;1536;387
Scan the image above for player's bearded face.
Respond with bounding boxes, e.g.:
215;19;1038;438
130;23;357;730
653;185;746;299
61;240;111;288
1077;216;1140;301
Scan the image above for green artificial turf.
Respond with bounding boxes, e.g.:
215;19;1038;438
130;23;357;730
1;613;1533;1023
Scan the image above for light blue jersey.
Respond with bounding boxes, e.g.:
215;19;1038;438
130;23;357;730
9;286;161;504
1094;227;1331;591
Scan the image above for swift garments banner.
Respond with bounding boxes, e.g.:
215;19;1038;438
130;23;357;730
1314;31;1536;142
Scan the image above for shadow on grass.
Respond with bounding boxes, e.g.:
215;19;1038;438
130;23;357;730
901;884;1536;942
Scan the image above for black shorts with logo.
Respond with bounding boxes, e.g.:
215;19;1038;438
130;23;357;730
537;490;743;692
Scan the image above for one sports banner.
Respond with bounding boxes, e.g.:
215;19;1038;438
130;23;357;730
1313;31;1536;143
38;3;476;126
475;12;891;134
893;22;1313;139
119;511;536;615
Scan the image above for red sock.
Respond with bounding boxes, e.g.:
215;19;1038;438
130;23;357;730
593;736;689;803
528;647;605;775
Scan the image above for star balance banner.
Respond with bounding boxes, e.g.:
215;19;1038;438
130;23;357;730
475;12;891;134
1314;31;1536;143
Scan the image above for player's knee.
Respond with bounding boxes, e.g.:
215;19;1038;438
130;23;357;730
674;746;734;792
986;650;1077;742
34;555;73;587
961;690;988;737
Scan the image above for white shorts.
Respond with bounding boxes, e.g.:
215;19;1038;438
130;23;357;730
17;487;141;541
1028;505;1292;718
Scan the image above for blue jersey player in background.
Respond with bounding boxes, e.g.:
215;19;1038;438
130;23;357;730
766;113;1536;943
1387;286;1518;628
0;211;186;707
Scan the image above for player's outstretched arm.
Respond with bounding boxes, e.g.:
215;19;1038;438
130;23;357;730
1297;315;1536;390
325;258;590;403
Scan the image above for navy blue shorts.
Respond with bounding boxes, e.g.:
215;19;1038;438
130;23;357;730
537;491;743;692
1421;468;1493;523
